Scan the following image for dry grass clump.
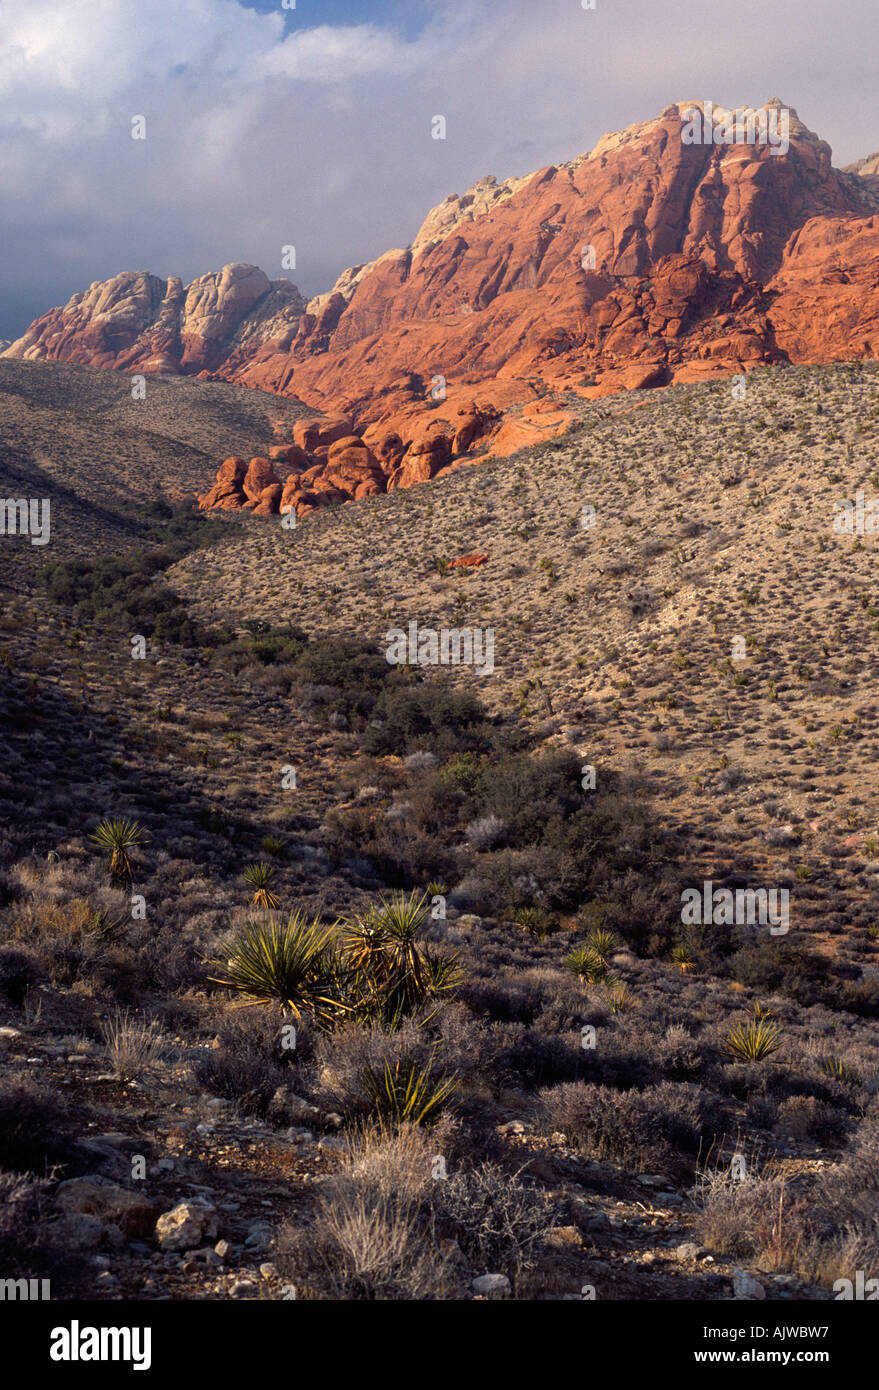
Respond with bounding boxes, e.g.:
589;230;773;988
100;1009;166;1081
697;1112;879;1288
275;1123;456;1300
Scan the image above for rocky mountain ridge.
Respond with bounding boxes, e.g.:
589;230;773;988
5;99;879;518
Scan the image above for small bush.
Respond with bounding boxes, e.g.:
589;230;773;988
433;1163;556;1280
541;1079;721;1177
0;946;43;1005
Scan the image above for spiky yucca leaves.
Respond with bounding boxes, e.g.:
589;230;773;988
358;1053;458;1126
821;1056;860;1084
422;945;463;997
207;912;349;1025
606;983;633;1013
91;817;149;887
261;835;287;859
671;943;696;972
344;892;456;1022
514;906;557;940
243;861;280;910
724;1017;783;1062
585;927;619;963
750;1002;773;1023
86;906;128;943
562;945;617;986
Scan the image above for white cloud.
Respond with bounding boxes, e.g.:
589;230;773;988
0;0;875;337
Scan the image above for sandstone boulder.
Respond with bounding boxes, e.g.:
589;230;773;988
242;456;280;502
155;1199;218;1252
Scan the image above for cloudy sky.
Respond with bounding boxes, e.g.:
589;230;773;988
0;0;876;338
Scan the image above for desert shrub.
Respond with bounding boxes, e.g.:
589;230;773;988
490;1026;584;1090
293;636;389;705
697;1172;806;1269
0;1076;87;1177
466;815;507;851
362;682;492;758
0;1170;92;1296
699;1110;879;1282
657;1024;705;1080
338;814;459;887
194;1005;312;1115
275;1125;456;1300
215;621;308;671
724;940;843;1009
541;1079;724;1177
776;1095;849;1145
100;1009;165;1081
408;771;466;836
38;504;215;641
0;945;43;1005
596;873;681;954
477;750;583;846
433;1163;556;1280
194;1048;288;1116
135;927;203;994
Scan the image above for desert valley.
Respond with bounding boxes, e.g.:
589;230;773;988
1;66;879;1344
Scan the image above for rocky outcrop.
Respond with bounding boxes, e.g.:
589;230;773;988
6;98;879;517
766;215;879;361
4;263;305;375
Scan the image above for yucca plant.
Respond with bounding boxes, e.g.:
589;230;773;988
724;1017;782;1062
606;982;632;1013
86;906;128;943
585;927;619;963
563;946;616;986
347;892;433;1014
91;817;148;886
358;1053;458;1126
260;834;287;859
821;1055;860;1085
243;861;280;910
422;945;462;997
515;906;558;940
207;911;348;1025
343;906;392;978
671;943;696;972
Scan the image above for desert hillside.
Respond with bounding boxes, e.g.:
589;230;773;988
1;357;878;1303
